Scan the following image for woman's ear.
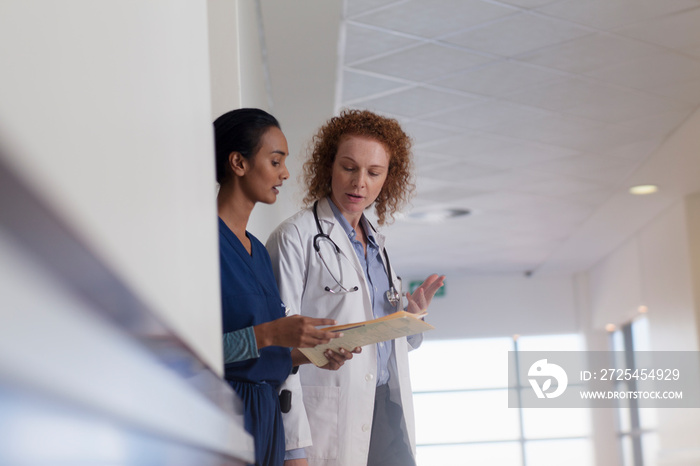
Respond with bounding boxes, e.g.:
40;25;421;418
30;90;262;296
228;152;248;177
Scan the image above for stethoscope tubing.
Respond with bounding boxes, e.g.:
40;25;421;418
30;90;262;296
312;200;401;309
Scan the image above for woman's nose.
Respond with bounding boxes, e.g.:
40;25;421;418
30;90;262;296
352;172;365;188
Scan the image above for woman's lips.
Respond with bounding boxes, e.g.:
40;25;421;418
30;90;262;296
346;193;363;203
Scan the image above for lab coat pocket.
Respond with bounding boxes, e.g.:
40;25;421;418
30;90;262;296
302;385;340;460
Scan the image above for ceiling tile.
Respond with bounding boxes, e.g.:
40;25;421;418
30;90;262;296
505;76;624;112
495;0;560;8
443;12;592;57
517;176;606;196
516;33;664;74
490;113;648;152
354;86;479;118
352;43;492;82
562;188;615;207
341;70;407;102
419;161;503;182
527;152;639;187
401;121;461;145
345;0;403;18
417;185;487;203
425;133;576;169
615;7;700;51
648;78;700;106
458;170;555;191
687;45;700;60
429;100;552;130
564;87;688;124
412;151;459;172
586;52;700;90
604;139;662;161
343;23;421;64
432;60;563;97
537;0;700;30
352;0;518;38
527;153;636;178
617;108;695;138
567;125;650;153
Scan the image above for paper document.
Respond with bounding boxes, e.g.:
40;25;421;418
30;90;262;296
299;311;434;367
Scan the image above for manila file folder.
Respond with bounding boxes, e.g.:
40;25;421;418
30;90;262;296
299;311;434;367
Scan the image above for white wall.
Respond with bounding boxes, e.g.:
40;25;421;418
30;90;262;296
588;201;697;350
0;1;222;372
248;0;344;242
208;0;270;119
586;197;700;466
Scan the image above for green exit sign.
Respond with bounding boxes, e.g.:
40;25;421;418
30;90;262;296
408;280;445;297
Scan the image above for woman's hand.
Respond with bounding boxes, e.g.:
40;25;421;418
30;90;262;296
291;347;361;370
254;315;340;349
321;347;361;370
405;274;445;314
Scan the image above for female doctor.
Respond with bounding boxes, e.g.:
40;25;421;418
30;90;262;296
266;109;445;466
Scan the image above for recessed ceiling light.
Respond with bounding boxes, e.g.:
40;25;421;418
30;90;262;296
605;323;616;332
629;184;658;195
638;305;648;314
406;208;470;223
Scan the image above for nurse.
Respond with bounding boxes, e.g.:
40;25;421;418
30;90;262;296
266;109;445;466
215;108;353;466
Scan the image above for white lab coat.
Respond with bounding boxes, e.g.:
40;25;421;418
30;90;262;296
266;197;419;466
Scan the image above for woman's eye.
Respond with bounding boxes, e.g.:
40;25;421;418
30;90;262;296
343;166;354;172
272;160;280;167
369;172;380;177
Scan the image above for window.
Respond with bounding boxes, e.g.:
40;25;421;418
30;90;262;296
611;316;658;466
410;334;594;466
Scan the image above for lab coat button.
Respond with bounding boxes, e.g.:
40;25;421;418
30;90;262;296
365;373;374;381
362;424;370;432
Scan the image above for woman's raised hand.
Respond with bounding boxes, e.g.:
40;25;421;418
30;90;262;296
405;273;445;314
254;315;340;349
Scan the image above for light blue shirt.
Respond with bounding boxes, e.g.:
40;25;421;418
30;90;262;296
328;198;399;385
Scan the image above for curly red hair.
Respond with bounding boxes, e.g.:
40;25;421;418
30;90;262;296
302;109;415;225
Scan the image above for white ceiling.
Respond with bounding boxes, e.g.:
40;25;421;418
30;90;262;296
329;0;700;276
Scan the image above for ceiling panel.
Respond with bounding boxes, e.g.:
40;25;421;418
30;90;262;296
431;60;563;97
586;52;700;90
563;87;688;123
424;133;575;169
428;100;553;131
402;121;462;145
351;43;493;81
352;0;518;38
648;78;700;106
495;0;562;9
344;0;404;19
343;23;421;64
504;76;627;112
615;6;700;50
457;170;555;192
516;33;664;74
341;70;407;102
335;0;700;275
419;162;503;183
617;108;695;138
443;12;593;57
604;139;662;161
353;86;479;118
537;0;700;30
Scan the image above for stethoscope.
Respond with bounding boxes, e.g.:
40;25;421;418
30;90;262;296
312;200;402;310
